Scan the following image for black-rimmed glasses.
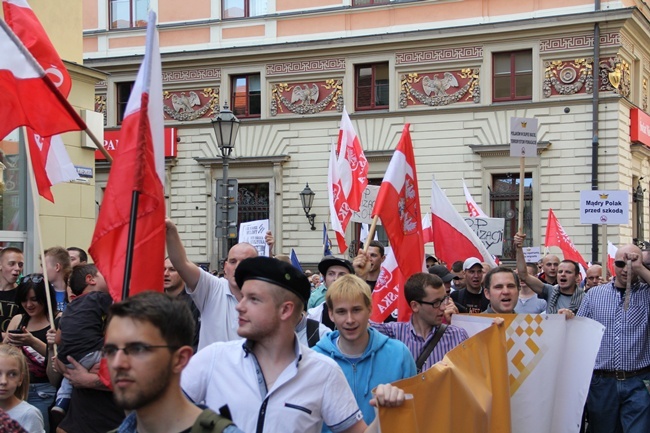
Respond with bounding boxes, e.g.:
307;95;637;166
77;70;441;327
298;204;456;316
417;295;450;309
101;343;177;359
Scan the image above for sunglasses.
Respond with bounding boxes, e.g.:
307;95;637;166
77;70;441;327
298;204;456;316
20;274;44;284
614;260;627;268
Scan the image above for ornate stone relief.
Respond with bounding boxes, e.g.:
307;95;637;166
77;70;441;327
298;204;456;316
94;95;107;126
162;88;219;121
599;57;630;97
270;79;343;116
643;78;648;112
399;69;480;108
542;59;593;98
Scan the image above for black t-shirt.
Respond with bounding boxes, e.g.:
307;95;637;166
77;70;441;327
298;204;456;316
58;291;113;361
451;288;489;314
58;387;124;433
0;288;19;333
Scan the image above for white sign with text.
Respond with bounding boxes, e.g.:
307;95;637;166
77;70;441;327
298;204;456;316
463;217;505;255
510;117;539;157
239;219;270;256
351;185;381;225
579;190;628;225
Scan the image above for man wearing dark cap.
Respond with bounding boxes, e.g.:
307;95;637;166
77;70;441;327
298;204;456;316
428;265;458;295
308;256;353;309
181;257;406;433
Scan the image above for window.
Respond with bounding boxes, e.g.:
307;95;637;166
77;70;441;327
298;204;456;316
109;0;148;29
223;0;267;19
116;82;134;124
227;183;269;251
355;63;389;110
493;50;532;102
490;173;532;259
231;74;261;118
352;0;391;6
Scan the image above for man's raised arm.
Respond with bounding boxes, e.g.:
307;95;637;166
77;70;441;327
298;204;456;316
166;218;201;292
513;233;544;295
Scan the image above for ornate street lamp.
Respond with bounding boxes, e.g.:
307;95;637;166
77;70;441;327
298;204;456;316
211;103;240;266
299;183;316;230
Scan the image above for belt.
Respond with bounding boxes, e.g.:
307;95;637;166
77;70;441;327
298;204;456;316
593;365;650;380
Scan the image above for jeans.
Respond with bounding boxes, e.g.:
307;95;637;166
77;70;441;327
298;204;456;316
28;382;56;433
586;371;650;433
56;350;102;401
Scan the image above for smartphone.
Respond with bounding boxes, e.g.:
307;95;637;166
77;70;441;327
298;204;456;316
7;329;23;334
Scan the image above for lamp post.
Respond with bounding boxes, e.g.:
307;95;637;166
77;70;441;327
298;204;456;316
211;103;240;267
300;183;316;230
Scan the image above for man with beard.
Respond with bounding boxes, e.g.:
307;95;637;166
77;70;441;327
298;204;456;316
578;244;650;433
514;234;584;314
106;292;241;433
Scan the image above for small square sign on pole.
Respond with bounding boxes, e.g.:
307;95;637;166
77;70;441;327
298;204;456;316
510;117;539;158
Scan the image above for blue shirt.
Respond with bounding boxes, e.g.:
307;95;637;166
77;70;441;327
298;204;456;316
577;279;650;371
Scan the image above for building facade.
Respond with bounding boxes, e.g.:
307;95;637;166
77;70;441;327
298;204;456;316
84;0;650;269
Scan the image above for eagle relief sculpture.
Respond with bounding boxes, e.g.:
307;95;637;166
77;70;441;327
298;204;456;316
291;84;320;105
171;91;201;113
422;72;459;96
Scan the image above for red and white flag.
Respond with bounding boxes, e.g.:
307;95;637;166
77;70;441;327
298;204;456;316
462;179;487;217
371;247;403;322
328;108;368;254
3;0;80;201
89;12;165;301
422;212;434;244
607;241;617;277
544;209;588;270
0;19;85;141
372;124;424;321
430;177;497;267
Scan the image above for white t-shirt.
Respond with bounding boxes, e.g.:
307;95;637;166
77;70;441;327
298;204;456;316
181;338;363;433
188;268;241;350
7;400;44;433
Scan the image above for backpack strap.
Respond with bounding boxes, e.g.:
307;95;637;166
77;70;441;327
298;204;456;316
306;318;321;347
190;409;234;433
415;324;447;373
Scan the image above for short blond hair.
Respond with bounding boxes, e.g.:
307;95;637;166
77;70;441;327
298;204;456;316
325;274;372;311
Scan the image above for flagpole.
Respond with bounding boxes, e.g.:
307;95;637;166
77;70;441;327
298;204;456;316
517;156;525;234
21;128;57;341
601;224;607;282
121;190;140;300
364;215;379;253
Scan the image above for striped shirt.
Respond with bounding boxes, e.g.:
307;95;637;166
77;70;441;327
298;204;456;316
370;320;469;371
577;279;650;371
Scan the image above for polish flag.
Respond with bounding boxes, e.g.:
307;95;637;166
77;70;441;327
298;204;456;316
544;209;588;270
462;179;487;217
422;212;434;244
89;12;165;301
430;177;497;267
336;107;368;211
607;241;617;277
373;124;424;321
0;20;85;141
328;142;350;253
371;247;403;322
3;0;80;201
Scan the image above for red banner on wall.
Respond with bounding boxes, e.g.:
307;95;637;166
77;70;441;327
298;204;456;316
630;108;650;147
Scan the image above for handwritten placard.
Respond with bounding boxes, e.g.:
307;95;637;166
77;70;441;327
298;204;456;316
463;217;505;255
351;185;381;225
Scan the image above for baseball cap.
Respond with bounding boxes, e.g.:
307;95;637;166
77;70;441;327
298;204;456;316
235;256;311;304
463;257;482;271
428;265;459;283
318;256;354;275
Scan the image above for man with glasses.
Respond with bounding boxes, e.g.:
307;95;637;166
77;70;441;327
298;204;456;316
371;273;468;372
105;292;241;433
577;244;650;433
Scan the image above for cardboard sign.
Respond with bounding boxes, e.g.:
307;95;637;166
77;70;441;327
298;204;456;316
238;219;270;256
510;117;538;157
579;190;628;225
463;217;505;255
351;185;381;225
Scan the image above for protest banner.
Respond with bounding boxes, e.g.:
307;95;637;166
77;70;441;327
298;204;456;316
238;219;269;256
463;216;505;255
351;185;380;225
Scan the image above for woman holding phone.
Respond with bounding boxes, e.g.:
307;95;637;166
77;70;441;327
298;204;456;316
4;274;60;433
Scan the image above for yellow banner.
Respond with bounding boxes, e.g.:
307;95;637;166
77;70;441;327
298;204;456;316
378;324;511;433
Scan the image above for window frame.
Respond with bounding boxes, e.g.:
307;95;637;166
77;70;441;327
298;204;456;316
116;81;135;125
230;74;261;119
352;0;391;6
222;0;267;19
354;62;390;111
109;0;148;30
492;50;533;102
490;172;533;260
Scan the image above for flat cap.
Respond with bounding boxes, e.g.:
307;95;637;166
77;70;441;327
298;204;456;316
428;265;459;283
318;256;354;275
235;256;311;304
